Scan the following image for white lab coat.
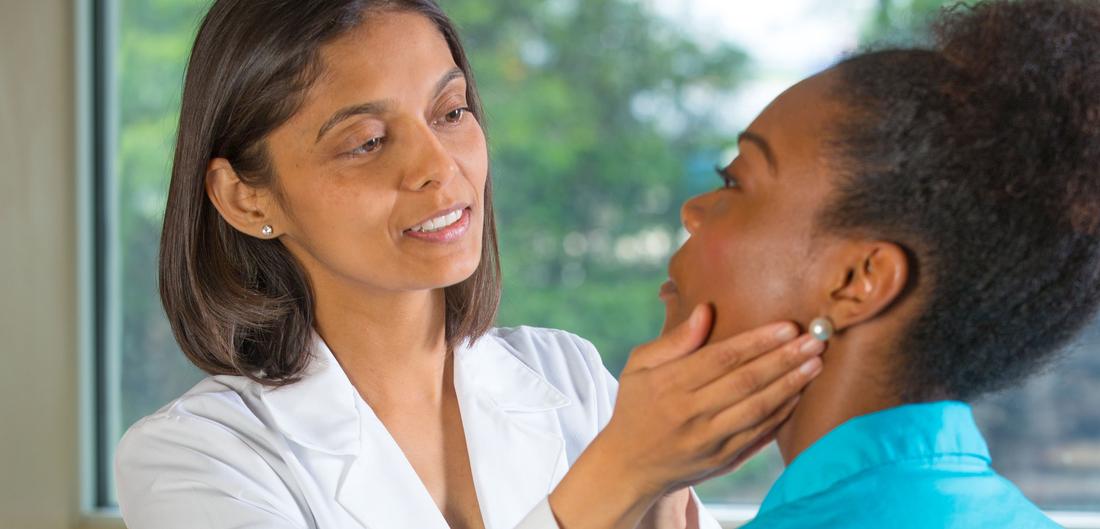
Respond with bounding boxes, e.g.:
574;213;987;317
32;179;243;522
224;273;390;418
115;326;722;529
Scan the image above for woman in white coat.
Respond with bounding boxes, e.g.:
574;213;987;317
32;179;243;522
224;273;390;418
114;1;827;528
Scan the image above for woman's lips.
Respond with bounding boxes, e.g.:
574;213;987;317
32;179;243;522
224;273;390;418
658;279;679;300
403;207;472;243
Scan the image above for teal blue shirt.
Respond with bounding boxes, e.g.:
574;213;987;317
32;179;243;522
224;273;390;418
743;401;1060;529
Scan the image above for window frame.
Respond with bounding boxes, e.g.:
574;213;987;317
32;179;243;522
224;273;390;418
76;0;1100;527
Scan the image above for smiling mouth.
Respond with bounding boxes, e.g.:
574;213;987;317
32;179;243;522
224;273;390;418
403;206;473;243
408;207;466;233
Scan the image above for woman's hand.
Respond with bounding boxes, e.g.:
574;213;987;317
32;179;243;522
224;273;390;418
548;304;824;529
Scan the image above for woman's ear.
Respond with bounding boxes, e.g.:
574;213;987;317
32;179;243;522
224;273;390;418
205;158;280;238
822;241;910;332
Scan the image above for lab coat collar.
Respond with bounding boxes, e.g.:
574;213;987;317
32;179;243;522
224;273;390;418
260;329;573;529
258;329;361;456
259;330;571;455
453;333;571;413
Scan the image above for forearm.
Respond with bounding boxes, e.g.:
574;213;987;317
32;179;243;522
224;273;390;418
547;437;664;529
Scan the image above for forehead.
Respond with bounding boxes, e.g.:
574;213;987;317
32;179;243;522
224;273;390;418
312;10;458;100
746;71;841;166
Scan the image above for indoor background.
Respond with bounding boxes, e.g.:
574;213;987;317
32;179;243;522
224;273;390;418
2;0;1097;527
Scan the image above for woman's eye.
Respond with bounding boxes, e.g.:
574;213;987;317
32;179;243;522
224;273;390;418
715;166;740;189
442;107;469;124
349;136;384;155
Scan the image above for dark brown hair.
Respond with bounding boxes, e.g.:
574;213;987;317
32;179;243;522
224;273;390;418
159;0;500;385
821;0;1100;401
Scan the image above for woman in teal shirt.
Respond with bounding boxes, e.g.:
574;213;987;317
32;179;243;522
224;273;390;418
658;0;1100;526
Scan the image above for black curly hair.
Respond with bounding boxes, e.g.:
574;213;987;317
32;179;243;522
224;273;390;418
820;0;1100;401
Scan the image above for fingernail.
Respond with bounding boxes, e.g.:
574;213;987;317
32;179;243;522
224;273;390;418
774;324;798;341
800;337;826;355
800;357;823;376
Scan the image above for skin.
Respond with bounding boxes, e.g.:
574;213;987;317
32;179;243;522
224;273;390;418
206;9;825;529
663;70;922;464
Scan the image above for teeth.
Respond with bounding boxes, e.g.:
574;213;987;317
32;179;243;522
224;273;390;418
411;209;463;233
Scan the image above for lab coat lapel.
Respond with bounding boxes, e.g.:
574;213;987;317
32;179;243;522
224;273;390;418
335;400;451;529
454;335;572;529
261;331;449;529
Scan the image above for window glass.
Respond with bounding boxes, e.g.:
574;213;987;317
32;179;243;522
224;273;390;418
102;0;1100;511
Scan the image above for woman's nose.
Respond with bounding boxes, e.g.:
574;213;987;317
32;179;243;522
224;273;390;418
680;194;707;235
401;123;459;191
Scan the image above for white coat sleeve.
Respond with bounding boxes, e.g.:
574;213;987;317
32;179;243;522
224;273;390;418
115;414;311;529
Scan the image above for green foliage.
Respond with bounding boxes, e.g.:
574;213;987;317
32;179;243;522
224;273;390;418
445;0;748;370
863;0;954;44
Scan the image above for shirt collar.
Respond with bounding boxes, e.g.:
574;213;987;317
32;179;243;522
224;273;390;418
758;401;992;514
258;328;569;456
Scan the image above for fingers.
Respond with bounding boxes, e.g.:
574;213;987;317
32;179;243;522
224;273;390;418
691;335;825;412
662;321;803;391
708;355;821;441
627;304;714;371
707;397;798;480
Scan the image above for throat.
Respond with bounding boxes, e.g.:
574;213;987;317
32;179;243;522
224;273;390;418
775;348;902;464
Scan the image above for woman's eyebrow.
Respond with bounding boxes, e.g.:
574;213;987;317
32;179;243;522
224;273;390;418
432;67;466;100
737;131;778;176
315;100;393;143
314;68;466;144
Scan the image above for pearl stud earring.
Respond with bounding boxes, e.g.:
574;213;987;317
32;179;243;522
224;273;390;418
261;225;274;237
809;316;835;341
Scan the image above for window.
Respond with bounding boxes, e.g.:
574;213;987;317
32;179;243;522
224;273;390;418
94;0;1100;521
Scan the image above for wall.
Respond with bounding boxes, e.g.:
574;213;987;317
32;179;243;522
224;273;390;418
0;0;83;527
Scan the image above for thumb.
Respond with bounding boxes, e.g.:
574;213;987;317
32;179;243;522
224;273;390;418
629;304;714;371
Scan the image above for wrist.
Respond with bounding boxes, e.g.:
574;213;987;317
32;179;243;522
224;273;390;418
549;435;665;529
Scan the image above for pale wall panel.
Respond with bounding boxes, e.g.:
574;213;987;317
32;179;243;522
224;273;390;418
0;0;80;528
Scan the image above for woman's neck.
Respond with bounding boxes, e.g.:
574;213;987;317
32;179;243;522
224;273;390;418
311;277;450;408
774;326;904;464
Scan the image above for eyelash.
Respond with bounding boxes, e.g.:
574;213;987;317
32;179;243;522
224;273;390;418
349;136;385;156
345;106;471;157
438;106;471;126
715;165;740;189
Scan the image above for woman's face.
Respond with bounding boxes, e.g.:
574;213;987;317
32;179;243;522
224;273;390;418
662;73;844;340
263;11;488;295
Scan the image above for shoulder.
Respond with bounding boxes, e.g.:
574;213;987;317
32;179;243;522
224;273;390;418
115;376;308;527
115;375;293;496
119;375;271;450
747;468;1061;529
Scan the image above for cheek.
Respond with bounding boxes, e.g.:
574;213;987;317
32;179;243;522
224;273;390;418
700;222;808;342
300;172;393;231
455;125;489;196
278;167;401;275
